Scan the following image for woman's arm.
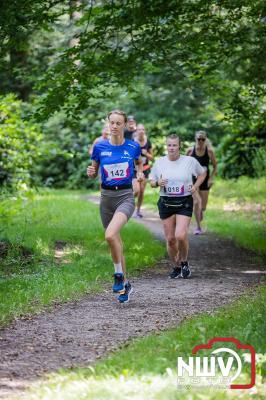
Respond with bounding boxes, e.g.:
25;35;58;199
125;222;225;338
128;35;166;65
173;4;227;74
208;149;218;186
208;149;217;177
87;160;99;178
134;158;144;181
186;147;193;156
141;144;153;161
190;170;207;194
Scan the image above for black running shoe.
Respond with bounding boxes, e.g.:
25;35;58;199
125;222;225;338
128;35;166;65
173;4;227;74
181;261;191;279
169;266;182;279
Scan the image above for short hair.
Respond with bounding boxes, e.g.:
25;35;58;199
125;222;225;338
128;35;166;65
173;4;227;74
166;134;181;148
108;109;127;123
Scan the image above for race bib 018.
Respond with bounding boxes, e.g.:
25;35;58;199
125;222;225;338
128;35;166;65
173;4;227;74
103;162;130;181
164;179;185;196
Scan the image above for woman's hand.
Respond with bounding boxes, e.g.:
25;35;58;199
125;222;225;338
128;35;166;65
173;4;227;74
189;185;197;195
158;177;168;187
87;165;96;178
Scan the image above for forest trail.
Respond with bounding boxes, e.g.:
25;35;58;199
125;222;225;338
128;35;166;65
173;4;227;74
0;195;265;398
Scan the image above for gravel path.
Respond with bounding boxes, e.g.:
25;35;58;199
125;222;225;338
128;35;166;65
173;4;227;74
0;196;265;398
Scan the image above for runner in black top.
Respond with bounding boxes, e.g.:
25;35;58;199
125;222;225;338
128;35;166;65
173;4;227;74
191;146;210;190
187;131;217;234
133;124;153;218
124;115;137;140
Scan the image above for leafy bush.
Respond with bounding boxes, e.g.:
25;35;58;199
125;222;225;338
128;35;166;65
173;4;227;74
34;111;101;189
252;147;266;178
218;130;266;178
0;94;42;190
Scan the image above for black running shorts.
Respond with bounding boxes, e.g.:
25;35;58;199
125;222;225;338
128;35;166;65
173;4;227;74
157;195;193;219
193;173;210;191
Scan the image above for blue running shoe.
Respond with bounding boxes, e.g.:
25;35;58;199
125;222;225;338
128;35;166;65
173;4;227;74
117;282;133;303
181;261;191;279
112;273;125;293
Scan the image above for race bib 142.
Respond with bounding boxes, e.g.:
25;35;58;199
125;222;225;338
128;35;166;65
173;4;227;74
103;162;130;181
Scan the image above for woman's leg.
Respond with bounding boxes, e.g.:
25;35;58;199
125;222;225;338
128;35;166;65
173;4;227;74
136;178;147;215
105;211;128;277
162;214;179;265
175;215;191;262
193;190;202;231
132;178;140;197
199;190;209;213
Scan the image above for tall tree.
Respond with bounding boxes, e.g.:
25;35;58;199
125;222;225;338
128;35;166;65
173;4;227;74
33;0;266;119
0;0;69;99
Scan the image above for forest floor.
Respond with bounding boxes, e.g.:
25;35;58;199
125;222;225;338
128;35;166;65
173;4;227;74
0;195;265;398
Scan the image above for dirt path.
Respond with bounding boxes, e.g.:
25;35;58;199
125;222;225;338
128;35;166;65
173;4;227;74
0;196;265;398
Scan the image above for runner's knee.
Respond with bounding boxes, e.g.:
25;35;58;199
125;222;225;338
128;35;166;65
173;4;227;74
167;237;176;247
105;231;116;244
175;231;187;242
194;197;201;207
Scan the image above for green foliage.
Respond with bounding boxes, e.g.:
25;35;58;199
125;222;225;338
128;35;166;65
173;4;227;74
252;147;266;178
0;94;42;189
0;1;265;184
34;1;266;119
33;111;89;188
0;1;70;99
218;130;266;178
34;106;110;188
121;75;226;145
